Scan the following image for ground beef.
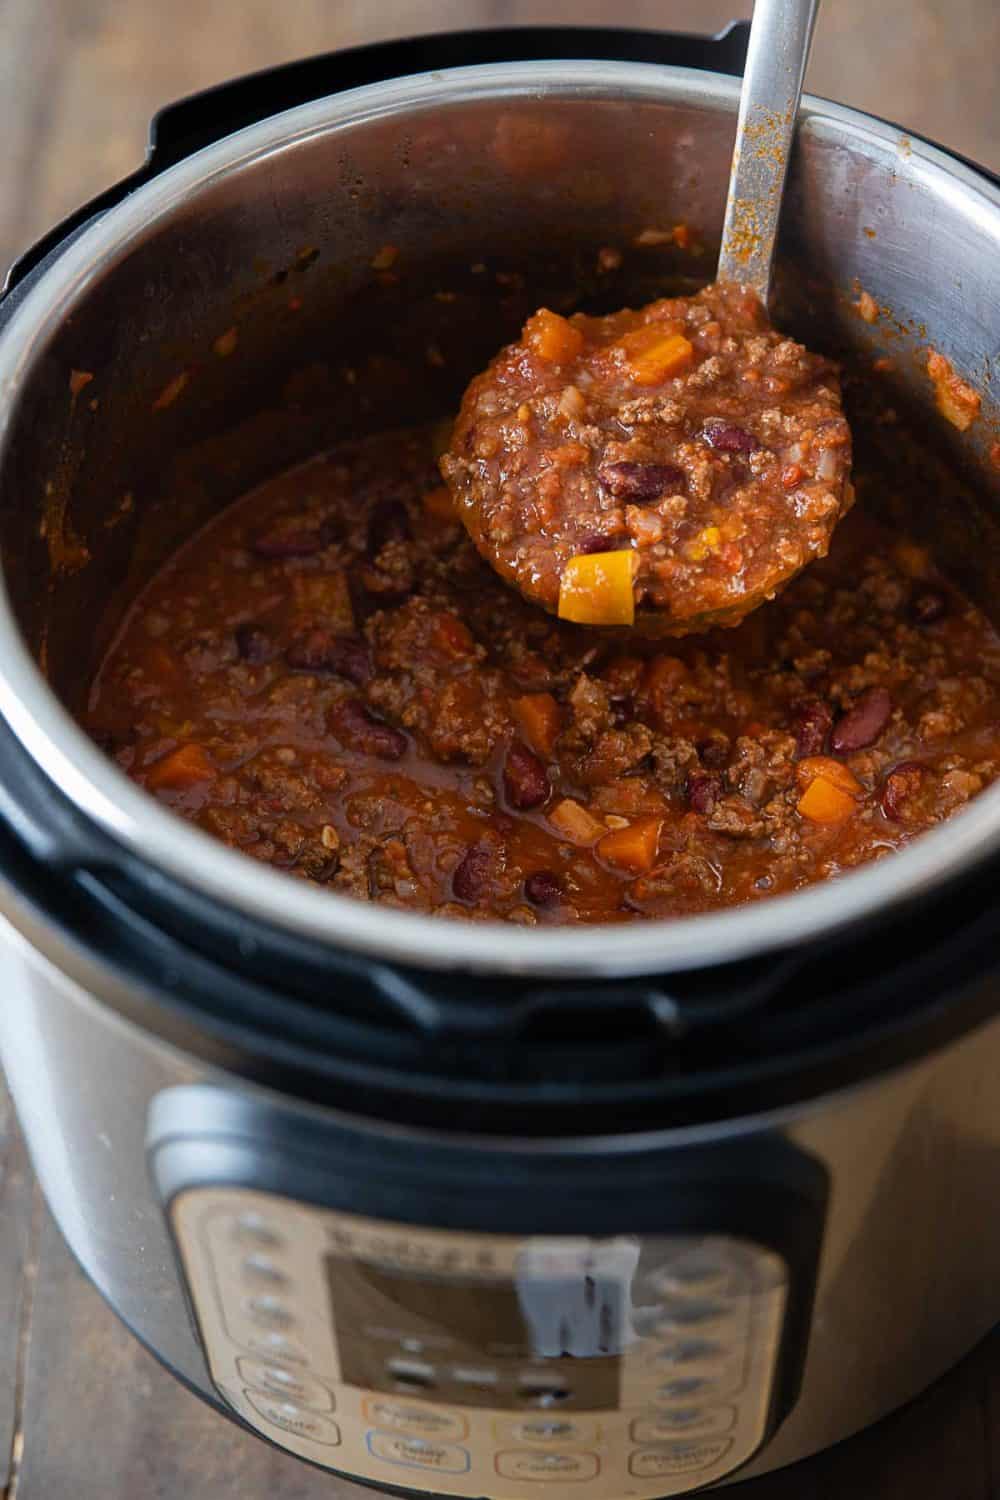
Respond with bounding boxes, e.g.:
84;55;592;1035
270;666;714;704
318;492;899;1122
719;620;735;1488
84;422;1000;925
441;284;852;632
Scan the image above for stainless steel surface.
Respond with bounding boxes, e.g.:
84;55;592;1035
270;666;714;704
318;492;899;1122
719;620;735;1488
4;860;1000;1486
717;0;820;300
0;61;997;976
172;1193;787;1494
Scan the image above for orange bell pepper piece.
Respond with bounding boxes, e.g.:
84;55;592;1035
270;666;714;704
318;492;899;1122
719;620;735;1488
523;308;585;365
597;817;663;873
796;756;862;824
512;692;562;759
616;327;695;386
146;743;215;792
558;549;637;626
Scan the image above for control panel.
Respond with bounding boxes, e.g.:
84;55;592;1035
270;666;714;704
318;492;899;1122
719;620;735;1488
170;1187;790;1496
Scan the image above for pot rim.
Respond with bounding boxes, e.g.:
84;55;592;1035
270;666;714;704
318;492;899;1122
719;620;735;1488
1;58;999;979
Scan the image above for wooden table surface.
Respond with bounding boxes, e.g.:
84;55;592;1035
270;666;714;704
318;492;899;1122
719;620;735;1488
1;2;999;1496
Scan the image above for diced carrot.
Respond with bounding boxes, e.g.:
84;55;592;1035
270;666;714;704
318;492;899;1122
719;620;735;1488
146;743;215;791
423;485;457;520
523;308;585;365
512;692;562;759
616;327;695;385
797;776;858;824
549;798;607;846
558;549;637;626
597;817;663;873
927;350;981;431
796;756;862;797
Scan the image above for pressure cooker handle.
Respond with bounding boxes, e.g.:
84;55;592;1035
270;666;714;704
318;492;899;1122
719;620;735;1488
3;23;750;295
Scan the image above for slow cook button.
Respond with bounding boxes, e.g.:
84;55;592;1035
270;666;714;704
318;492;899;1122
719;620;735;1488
363;1397;468;1441
367;1431;471;1474
236;1358;333;1412
239;1331;310;1366
496;1417;598;1447
631;1407;736;1443
495;1450;600;1482
628;1438;733;1479
245;1391;341;1446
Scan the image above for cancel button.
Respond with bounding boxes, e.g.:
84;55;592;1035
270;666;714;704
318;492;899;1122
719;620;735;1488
496;1451;600;1482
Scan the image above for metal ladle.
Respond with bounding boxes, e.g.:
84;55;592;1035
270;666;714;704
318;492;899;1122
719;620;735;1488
717;0;821;304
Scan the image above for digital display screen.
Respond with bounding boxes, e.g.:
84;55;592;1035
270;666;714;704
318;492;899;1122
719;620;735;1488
325;1257;625;1409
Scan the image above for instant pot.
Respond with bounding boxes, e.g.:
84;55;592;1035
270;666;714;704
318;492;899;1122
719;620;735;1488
2;23;1000;1496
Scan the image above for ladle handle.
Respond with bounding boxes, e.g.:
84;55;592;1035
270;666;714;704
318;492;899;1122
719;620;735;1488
717;0;820;304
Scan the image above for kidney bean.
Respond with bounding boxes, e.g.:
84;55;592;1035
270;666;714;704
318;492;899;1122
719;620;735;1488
702;419;759;453
525;870;562;906
253;518;339;557
329;698;407;760
911;591;947;625
235;623;274;663
452;844;492;903
503;740;550;809
597;461;684;501
830;687;893;753
880;761;924;820
687;771;721;814
576;530;631;555
287;629;370;684
367;498;411;556
793;699;833;758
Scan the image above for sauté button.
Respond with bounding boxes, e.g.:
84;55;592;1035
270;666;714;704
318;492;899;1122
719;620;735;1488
236;1358;333;1412
363;1398;467;1441
495;1450;600;1482
244;1391;341;1446
230;1213;285;1251
628;1438;733;1478
367;1431;470;1474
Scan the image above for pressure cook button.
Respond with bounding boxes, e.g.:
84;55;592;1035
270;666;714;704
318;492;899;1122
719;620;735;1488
244;1295;296;1331
236;1358;333;1412
231;1214;285;1251
648;1258;731;1297
656;1300;731;1329
631;1407;736;1443
363;1398;468;1441
367;1430;471;1474
244;1391;341;1446
628;1438;732;1479
495;1450;600;1482
651;1338;725;1367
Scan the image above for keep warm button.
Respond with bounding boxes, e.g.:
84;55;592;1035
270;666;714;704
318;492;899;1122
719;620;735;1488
629;1438;732;1478
367;1431;471;1474
496;1451;600;1482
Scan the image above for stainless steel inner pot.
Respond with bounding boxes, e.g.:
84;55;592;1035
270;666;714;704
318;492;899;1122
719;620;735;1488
0;60;998;976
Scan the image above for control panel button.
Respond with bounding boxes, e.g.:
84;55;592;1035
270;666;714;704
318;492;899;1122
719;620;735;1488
496;1450;600;1482
648;1338;727;1367
631;1407;735;1443
655;1299;733;1330
230;1213;285;1251
647;1257;733;1298
244;1391;341;1446
240;1254;289;1290
628;1438;732;1478
239;1331;310;1366
243;1295;296;1332
363;1398;468;1441
496;1417;599;1447
367;1430;471;1474
654;1369;743;1402
450;1365;499;1390
236;1358;332;1412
